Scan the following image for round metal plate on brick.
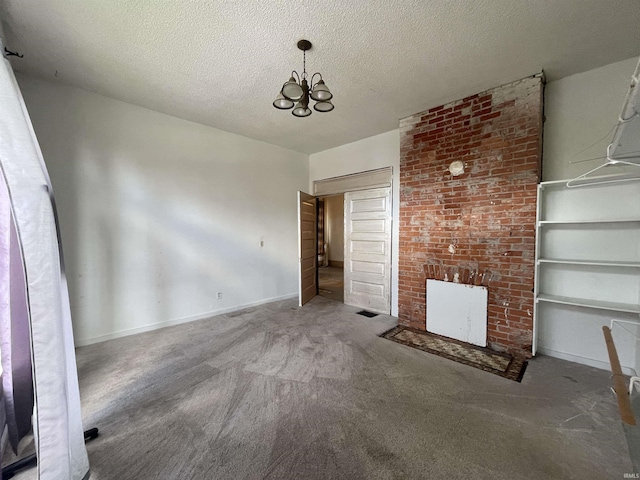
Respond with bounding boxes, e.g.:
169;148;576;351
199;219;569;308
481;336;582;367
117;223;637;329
449;160;465;176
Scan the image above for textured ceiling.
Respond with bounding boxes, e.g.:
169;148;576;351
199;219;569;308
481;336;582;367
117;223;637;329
1;1;640;154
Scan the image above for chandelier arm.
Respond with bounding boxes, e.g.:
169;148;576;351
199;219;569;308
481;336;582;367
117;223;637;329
310;72;323;89
291;70;301;83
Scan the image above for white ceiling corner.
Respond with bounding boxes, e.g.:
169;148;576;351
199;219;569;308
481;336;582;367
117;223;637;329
1;0;640;154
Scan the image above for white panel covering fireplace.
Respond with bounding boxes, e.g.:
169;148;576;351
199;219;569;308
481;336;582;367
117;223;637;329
426;280;488;347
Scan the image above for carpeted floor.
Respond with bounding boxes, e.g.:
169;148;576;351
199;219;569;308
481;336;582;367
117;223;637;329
625;394;640;472
10;296;635;479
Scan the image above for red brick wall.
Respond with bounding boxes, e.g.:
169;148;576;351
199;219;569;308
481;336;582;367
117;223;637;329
398;76;543;356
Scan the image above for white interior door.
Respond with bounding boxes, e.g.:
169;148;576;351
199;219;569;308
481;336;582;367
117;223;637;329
298;191;317;306
344;187;392;314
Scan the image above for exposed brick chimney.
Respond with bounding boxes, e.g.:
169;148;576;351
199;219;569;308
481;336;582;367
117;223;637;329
398;76;543;356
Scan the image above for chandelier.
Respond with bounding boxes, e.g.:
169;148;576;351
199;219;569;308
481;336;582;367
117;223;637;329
273;40;334;117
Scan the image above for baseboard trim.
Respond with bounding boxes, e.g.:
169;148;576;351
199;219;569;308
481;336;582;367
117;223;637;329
74;293;298;347
536;347;637;376
329;260;344;268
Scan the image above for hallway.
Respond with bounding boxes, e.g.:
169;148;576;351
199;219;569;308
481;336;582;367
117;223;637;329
318;266;343;303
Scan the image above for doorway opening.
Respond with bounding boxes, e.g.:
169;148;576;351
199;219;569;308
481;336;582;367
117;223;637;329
298;166;393;313
317;194;344;303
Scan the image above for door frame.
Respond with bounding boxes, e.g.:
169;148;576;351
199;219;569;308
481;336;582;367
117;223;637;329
311;167;393;312
313;167;392;196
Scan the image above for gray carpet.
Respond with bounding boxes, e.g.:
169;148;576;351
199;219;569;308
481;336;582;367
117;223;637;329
624;393;640;472
11;296;635;479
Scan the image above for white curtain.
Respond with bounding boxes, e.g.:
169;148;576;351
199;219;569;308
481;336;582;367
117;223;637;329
0;165;34;458
0;39;89;480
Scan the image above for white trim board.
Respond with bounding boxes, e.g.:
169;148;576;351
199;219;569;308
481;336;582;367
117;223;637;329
74;293;298;347
313;167;392;196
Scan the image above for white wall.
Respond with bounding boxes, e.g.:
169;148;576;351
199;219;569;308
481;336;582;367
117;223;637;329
541;57;640;374
22;54;636;344
543;56;639;181
324;195;344;263
636;336;640;379
309;130;400;316
18;74;308;346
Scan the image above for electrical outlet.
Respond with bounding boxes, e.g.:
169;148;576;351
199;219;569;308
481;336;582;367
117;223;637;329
217;292;222;299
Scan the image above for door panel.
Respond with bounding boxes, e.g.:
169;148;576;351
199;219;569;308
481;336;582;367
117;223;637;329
344;187;392;314
351;197;387;213
351;219;386;233
298;191;317;306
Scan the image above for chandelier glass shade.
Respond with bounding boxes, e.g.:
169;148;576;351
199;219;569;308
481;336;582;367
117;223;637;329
273;40;334;117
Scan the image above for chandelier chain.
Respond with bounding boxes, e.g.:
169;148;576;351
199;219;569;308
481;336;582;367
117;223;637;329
302;49;307;80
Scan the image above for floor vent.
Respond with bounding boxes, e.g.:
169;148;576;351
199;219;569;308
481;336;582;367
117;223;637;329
356;310;378;318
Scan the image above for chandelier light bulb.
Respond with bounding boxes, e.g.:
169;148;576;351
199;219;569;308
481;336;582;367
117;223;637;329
313;101;334;112
273;93;294;110
310;80;333;102
292;102;312;117
282;77;304;101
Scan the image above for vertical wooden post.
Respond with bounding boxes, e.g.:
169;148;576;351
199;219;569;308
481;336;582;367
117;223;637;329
603;326;636;425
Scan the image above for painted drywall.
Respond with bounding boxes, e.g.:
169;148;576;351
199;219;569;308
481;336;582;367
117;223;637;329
636;336;640;378
543;56;639;181
17;74;308;346
324;195;344;263
309;130;400;316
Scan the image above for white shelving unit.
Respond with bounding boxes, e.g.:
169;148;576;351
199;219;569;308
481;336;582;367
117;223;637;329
534;179;640;373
